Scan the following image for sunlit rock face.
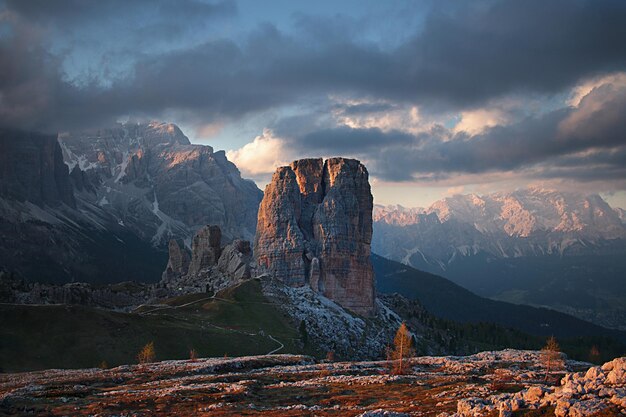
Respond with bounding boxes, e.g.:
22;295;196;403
255;157;375;316
60;121;262;244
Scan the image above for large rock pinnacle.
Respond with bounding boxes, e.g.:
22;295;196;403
255;157;376;316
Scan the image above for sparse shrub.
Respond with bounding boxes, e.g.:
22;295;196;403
99;360;108;369
389;322;415;375
137;341;156;364
325;351;335;362
541;336;564;382
190;348;198;362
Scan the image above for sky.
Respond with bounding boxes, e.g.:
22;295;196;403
1;0;626;208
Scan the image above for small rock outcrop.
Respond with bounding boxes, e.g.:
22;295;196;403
188;225;222;276
218;240;252;280
160;225;253;295
255;158;375;316
161;240;190;282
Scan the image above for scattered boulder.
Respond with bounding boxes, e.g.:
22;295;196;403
455;356;626;417
457;397;495;416
603;357;626;385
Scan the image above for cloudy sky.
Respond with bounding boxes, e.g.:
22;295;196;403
1;0;626;207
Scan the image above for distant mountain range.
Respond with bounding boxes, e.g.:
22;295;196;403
372;189;626;330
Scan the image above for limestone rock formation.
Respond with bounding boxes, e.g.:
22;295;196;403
59;121;263;244
188;225;222;276
160;225;253;295
161;240;190;283
218;240;252;280
255;157;375;316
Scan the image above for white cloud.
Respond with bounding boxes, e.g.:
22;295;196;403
226;129;293;179
330;97;432;135
568;72;626;107
453;108;509;135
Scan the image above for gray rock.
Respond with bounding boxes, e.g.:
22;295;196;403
60;121;263;245
162;240;190;283
160;225;253;296
218;240;252;280
188;225;222;275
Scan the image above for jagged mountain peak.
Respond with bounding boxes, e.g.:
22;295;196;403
55;121;262;246
375;187;625;239
372;187;626;329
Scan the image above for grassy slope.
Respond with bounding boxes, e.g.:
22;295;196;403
0;279;302;372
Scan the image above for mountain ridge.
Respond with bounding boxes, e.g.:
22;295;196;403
372;189;626;330
0;122;262;284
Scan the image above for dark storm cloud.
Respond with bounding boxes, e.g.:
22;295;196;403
278;83;626;182
1;0;626;132
298;126;414;154
5;0;237;25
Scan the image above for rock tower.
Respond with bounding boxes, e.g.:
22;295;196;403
255;158;375;316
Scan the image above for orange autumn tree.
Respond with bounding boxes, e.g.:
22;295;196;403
389;322;415;375
541;336;564;382
137;341;156;365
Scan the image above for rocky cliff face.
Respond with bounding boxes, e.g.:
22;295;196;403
255;158;375;316
0;128;75;208
160;225;252;295
59;121;262;244
0;128;168;284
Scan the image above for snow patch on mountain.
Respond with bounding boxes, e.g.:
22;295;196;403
377;189;625;240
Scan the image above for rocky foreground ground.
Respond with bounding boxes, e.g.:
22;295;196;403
0;350;624;417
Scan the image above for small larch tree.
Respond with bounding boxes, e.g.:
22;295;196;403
541;336;564;382
137;341;156;365
389;322;415;375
